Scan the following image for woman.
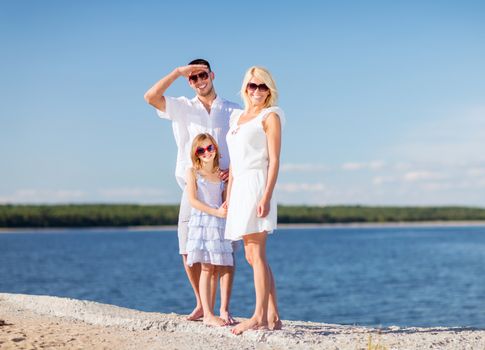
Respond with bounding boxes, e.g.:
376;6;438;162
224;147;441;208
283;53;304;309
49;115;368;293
224;66;285;334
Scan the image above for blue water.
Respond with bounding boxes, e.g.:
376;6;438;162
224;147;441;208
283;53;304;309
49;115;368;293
1;226;484;328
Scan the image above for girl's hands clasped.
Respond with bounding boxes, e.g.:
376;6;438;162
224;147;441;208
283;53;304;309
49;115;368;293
214;205;227;218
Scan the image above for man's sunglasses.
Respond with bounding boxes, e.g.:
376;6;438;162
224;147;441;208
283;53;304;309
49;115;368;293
195;144;216;156
247;82;269;92
189;71;209;83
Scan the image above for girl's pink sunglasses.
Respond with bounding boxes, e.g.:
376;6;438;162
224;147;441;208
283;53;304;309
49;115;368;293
195;144;216;156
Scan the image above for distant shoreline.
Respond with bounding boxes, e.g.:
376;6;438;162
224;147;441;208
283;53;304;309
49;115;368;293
3;204;485;229
1;220;485;234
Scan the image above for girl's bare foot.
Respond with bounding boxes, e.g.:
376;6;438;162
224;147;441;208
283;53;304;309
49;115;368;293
203;314;227;327
220;310;237;325
231;317;268;335
268;318;282;330
187;306;203;321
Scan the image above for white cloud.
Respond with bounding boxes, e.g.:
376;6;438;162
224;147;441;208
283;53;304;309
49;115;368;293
342;161;385;171
280;163;328;172
373;176;396;185
403;171;447;182
278;105;485;205
277;182;326;193
369;161;385;170
393;162;413;171
281;161;384;173
342;162;363;170
0;187;170;204
98;187;166;201
467;167;485;178
391;105;485;163
419;182;454;191
0;189;86;204
98;187;165;197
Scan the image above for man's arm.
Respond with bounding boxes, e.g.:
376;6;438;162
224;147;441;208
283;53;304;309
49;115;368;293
143;64;208;112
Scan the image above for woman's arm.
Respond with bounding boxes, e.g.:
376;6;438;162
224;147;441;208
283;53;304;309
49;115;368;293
186;168;227;218
258;112;282;217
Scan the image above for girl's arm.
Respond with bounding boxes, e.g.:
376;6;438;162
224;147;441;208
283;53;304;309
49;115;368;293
258;112;282;217
186;168;227;218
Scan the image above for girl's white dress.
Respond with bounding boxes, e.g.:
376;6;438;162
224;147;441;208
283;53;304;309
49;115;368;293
186;172;234;266
225;106;285;241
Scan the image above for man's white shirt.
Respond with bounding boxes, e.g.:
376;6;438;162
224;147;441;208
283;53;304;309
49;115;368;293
157;95;240;189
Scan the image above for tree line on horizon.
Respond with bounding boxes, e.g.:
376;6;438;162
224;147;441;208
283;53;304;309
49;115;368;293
1;204;485;228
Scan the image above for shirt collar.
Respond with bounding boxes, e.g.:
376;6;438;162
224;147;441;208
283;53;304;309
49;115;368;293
192;95;222;108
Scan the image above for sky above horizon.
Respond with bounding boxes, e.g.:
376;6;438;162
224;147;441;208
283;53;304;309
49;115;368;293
1;1;485;206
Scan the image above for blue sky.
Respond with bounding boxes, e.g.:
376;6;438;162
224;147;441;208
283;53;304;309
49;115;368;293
1;1;484;206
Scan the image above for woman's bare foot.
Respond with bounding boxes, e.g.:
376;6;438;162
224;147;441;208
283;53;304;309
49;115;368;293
268;318;282;330
220;310;237;325
187;306;203;321
203;314;227;327
231;317;268;335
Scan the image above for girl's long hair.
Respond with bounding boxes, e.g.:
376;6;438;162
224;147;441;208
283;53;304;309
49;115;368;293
190;133;220;171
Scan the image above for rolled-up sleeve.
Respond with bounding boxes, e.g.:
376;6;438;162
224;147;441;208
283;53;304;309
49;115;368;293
156;96;189;122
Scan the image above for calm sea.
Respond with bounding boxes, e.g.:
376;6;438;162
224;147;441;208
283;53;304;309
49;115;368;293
1;226;484;328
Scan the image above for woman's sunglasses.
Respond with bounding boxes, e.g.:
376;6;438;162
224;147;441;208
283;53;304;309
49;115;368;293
247;82;269;92
195;144;216;156
189;71;209;83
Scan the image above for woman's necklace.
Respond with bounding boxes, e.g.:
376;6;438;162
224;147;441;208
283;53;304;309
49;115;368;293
232;108;262;135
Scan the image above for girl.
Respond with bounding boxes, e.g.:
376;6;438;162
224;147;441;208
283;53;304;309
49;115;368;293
185;133;234;327
225;66;285;334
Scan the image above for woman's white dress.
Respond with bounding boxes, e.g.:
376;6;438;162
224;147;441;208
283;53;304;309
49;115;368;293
186;173;234;266
224;106;285;241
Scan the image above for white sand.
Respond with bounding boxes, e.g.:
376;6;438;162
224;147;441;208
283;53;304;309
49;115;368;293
0;293;483;349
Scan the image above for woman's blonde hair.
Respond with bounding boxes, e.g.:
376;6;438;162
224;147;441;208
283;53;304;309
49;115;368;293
190;133;220;170
240;66;278;110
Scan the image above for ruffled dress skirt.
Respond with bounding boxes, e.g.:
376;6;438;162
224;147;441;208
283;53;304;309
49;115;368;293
186;210;234;267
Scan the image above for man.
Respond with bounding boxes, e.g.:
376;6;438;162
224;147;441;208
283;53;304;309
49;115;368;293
144;59;239;323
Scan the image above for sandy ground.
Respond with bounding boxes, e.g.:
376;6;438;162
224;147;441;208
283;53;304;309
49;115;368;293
0;293;483;350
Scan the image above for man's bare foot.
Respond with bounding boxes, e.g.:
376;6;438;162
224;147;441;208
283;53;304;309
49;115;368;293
187;306;203;321
268;318;282;330
203;314;227;327
231;317;268;335
220;310;237;325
